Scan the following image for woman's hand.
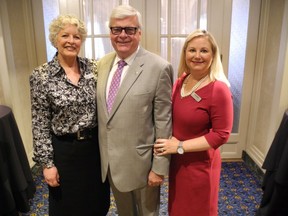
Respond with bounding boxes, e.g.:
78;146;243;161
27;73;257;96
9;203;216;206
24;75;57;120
154;136;179;155
43;166;60;187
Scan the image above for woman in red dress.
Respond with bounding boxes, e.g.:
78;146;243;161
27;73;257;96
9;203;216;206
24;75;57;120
154;29;233;216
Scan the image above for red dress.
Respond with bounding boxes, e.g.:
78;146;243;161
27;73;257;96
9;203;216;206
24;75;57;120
169;77;233;216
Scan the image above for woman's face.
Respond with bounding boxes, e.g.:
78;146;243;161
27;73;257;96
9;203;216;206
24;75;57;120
55;24;82;59
185;36;213;75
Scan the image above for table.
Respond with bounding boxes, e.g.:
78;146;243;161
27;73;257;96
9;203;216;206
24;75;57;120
256;109;288;215
0;105;35;215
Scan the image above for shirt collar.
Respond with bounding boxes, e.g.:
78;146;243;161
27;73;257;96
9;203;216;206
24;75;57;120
50;52;83;77
113;46;140;66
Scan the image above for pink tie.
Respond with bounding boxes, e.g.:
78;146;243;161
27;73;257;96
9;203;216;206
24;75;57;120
107;60;127;113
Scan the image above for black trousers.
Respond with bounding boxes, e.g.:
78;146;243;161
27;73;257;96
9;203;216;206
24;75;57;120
49;129;110;216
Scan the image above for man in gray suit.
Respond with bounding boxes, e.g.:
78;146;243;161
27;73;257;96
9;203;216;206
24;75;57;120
97;4;173;216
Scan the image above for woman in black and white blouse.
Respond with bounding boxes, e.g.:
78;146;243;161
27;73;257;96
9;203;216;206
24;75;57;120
30;14;109;216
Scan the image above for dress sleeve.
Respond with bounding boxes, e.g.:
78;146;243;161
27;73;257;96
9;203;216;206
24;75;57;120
204;81;233;149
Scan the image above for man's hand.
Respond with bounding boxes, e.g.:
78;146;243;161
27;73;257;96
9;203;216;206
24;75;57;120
148;170;164;186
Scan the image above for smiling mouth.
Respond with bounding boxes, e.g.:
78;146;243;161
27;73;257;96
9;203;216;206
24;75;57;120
65;46;76;50
117;40;130;44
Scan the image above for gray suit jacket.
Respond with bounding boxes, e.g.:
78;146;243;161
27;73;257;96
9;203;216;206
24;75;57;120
97;47;173;192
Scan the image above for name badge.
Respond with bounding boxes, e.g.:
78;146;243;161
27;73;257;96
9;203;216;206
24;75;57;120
84;73;95;79
191;92;202;102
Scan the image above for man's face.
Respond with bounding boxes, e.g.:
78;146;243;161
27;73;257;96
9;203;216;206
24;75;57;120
109;15;141;59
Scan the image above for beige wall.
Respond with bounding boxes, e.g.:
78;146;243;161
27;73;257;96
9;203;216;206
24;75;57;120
0;0;39;166
245;0;288;167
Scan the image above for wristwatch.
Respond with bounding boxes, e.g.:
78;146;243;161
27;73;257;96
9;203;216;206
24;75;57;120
177;141;184;154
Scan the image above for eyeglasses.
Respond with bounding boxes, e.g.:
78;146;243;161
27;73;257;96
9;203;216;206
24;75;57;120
110;27;139;35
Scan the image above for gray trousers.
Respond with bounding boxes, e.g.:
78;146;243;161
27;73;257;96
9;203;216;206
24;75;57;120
108;170;160;216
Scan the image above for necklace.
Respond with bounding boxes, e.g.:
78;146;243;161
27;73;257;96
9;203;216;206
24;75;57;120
180;74;208;100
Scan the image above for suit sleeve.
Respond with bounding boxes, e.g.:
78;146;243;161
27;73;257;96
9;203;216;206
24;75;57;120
151;63;174;176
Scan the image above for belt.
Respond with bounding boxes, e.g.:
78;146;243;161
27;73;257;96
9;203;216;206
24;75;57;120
55;127;96;141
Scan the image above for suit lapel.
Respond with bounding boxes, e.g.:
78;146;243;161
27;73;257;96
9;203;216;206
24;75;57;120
108;49;145;118
98;54;115;118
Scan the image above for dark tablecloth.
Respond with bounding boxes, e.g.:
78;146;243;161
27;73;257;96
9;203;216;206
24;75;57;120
0;105;35;215
256;109;288;216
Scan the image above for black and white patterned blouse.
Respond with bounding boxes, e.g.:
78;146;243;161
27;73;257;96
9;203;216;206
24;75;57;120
30;53;98;168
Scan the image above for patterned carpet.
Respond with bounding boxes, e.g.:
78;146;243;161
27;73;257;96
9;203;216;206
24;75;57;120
21;161;263;216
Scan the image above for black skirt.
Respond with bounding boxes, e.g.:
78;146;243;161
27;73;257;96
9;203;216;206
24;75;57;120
49;128;110;216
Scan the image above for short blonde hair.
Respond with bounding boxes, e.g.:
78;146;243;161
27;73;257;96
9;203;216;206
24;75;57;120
49;14;87;48
178;29;230;87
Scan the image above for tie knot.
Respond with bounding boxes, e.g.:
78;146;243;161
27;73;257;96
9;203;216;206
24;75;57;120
118;60;127;68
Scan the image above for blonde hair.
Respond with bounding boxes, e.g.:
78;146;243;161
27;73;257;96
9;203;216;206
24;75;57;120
49;14;87;48
178;29;230;87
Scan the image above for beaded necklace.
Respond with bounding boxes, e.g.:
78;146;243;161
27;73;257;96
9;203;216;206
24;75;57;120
180;74;208;102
